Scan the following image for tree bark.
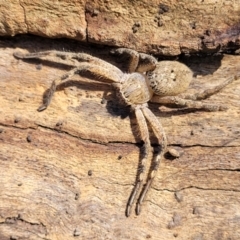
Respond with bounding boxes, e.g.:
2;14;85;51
1;0;240;55
0;36;240;240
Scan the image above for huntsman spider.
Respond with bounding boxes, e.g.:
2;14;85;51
13;48;238;216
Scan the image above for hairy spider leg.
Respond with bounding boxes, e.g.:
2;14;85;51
151;73;240;111
111;48;157;73
136;53;157;73
36;62;123;111
126;107;151;217
111;48;140;73
136;107;167;215
150;72;240;112
152;96;227;111
183;74;240;100
13;51;123;76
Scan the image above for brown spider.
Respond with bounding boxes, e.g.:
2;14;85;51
13;48;238;217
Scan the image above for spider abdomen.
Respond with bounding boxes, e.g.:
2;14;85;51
119;73;153;105
147;61;192;97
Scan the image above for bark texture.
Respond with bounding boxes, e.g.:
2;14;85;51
1;0;240;55
0;36;240;240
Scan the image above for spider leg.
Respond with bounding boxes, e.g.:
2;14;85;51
13;50;123;76
126;107;151;217
111;48;140;73
38;62;123;111
111;48;157;73
151;74;239;111
136;53;157;73
151;96;228;111
183;74;240;100
136;107;167;215
14;50;75;60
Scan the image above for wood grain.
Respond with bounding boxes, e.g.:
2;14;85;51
1;1;240;55
0;36;240;240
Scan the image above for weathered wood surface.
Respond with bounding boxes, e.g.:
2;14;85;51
0;36;240;239
1;0;240;55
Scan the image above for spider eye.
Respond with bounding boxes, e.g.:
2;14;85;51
170;72;176;81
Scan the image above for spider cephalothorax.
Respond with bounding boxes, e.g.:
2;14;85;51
115;72;153;106
13;48;238;216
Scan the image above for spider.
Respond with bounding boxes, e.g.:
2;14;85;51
13;48;238;217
